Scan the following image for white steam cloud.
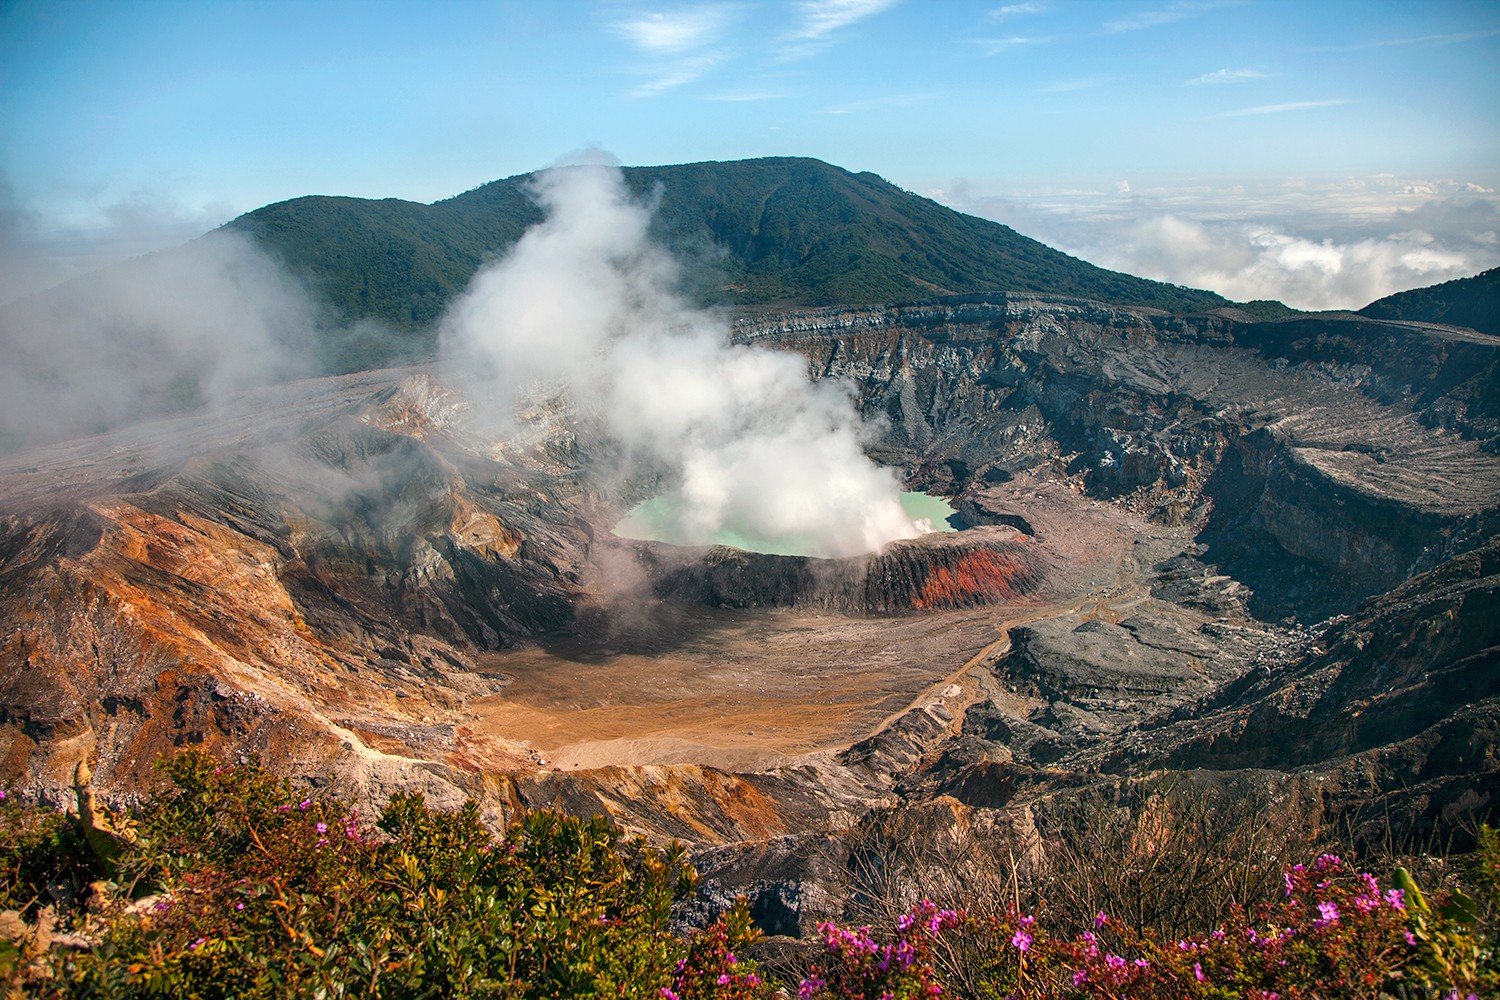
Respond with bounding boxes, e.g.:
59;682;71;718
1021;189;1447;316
0;230;313;449
440;153;922;558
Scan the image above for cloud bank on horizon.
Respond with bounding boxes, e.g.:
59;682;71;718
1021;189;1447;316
935;173;1499;311
1;0;1497;312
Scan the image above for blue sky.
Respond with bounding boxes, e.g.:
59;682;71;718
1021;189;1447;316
3;0;1498;308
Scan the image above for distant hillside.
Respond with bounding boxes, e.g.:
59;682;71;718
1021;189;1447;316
1359;266;1500;337
227;157;1228;366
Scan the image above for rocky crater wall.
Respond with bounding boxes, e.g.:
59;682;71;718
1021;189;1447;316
739;296;1500;617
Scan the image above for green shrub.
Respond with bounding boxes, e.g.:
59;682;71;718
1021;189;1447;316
2;751;1492;999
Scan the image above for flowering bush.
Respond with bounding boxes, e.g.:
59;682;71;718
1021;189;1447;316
797;850;1498;999
53;750;701;998
661;900;773;1000
797;899;962;999
1;750;1495;999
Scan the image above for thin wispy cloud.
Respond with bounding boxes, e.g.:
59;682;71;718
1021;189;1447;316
1039;75;1114;93
609;5;739;97
629;54;724;97
1215;99;1352;118
976;35;1047;55
790;0;900;41
1104;1;1230;33
611;6;738;53
707;88;790;102
1364;26;1500;49
989;2;1045;19
1187;67;1270;85
823;93;928;115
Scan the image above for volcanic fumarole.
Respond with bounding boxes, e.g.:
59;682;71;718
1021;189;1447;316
437;150;929;559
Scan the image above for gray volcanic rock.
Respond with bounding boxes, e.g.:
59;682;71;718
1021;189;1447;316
2;288;1498;936
741;295;1500;620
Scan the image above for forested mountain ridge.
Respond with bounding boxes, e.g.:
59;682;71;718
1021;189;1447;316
1359;265;1499;336
226;157;1229;345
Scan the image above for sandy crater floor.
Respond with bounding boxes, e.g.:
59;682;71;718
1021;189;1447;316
472;478;1149;772
473;606;1010;770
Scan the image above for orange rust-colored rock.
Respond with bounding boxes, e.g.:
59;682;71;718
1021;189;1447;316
914;547;1040;610
448;493;523;560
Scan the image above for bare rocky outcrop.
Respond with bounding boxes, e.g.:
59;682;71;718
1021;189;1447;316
1;294;1497;939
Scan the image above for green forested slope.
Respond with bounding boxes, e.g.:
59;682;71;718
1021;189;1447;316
1359;266;1500;337
227;157;1227;358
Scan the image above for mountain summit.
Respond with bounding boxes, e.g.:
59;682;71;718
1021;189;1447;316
228;157;1226;352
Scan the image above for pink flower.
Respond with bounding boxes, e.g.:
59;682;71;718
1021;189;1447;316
1384;888;1405;910
315;822;327;834
1011;929;1032;952
1194;962;1206;982
1315;901;1340;926
1094;911;1108;928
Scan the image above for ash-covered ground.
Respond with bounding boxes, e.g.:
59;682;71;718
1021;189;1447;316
2;293;1497;936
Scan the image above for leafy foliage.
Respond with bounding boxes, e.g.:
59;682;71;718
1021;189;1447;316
3;751;1495;998
0;791;105;920
1359;266;1500;336
34;751;735;998
798;853;1498;999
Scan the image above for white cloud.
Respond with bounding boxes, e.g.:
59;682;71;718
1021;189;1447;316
1107;217;1477;309
989;2;1045;18
1186;67;1270;85
932;174;1500;311
1215;98;1351;117
1103;1;1230;33
628;53;723;97
1362;27;1500;49
0;230;316;446
0;183;236;304
790;0;900;40
609;5;739;96
611;6;738;53
977;35;1047;55
440;155;923;557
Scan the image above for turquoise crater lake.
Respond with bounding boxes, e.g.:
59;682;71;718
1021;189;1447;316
611;491;959;558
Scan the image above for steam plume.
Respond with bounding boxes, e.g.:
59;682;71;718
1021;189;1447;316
440;152;922;558
0;230;313;451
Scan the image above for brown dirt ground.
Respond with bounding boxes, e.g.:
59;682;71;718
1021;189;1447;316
471;475;1158;773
